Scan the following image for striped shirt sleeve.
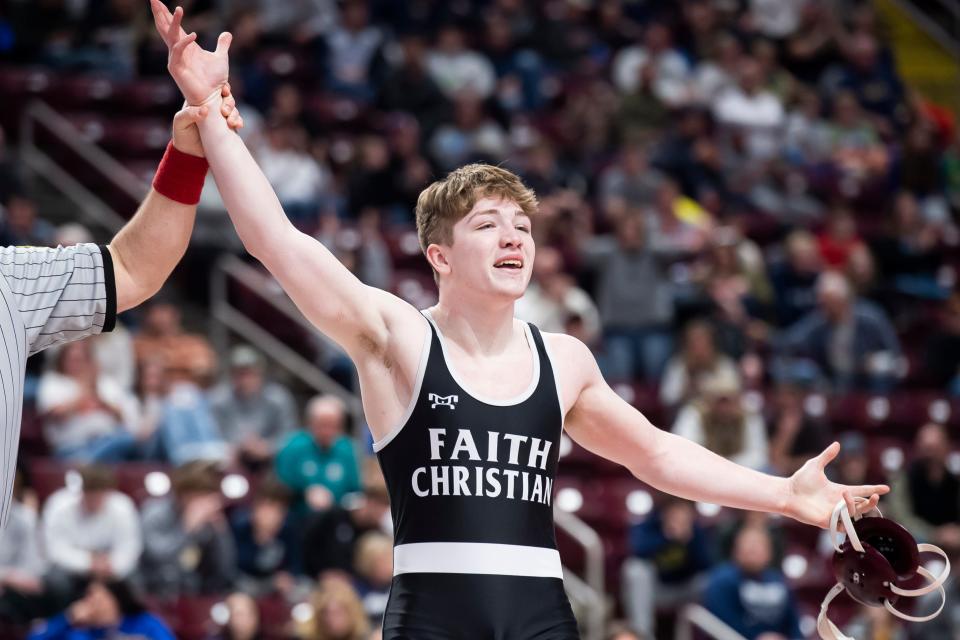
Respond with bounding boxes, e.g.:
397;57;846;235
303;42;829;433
0;244;117;357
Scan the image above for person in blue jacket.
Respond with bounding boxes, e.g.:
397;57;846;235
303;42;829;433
702;524;802;640
621;497;713;637
28;579;173;640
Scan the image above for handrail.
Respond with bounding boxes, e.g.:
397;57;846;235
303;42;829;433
554;508;606;640
676;604;749;640
210;254;365;426
19;100;136;233
562;568;606;640
890;0;960;56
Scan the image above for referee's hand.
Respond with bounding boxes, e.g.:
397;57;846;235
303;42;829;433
172;84;243;158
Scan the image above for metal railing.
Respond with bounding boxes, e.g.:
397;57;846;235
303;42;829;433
893;0;960;55
209;254;364;425
555;508;607;640
676;604;749;640
19;100;145;234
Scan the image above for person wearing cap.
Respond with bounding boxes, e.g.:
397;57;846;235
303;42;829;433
209;345;298;471
671;368;769;471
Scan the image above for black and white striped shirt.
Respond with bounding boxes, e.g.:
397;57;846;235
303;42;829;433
0;243;116;527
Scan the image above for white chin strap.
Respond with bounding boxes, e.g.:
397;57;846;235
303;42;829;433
817;498;951;640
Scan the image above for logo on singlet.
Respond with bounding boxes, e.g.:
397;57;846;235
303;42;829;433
429;393;459;410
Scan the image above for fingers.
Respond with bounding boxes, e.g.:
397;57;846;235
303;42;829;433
149;0;171;30
221;82;232;98
842;489;856;518
173;104;209;126
215;31;233;57
817;441;841;470
169;31;197;67
226;112;244;131
220;94;236;116
166;6;184;45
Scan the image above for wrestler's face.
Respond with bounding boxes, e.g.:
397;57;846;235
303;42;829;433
435;195;534;301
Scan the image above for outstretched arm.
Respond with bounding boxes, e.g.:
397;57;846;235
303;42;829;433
151;2;416;357
552;333;888;529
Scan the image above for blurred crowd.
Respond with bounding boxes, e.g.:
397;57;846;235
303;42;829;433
1;0;960;638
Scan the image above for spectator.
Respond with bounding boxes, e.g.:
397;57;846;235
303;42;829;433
515;246;600;343
886;423;960;554
580;212;675;381
843;605;908;640
924;293;960;394
702;525;803;640
426;24;496;101
296;577;370;640
42;466;142;588
621;498;713;638
38;341;138;462
660;320;740;411
778;271;901;391
27;580;173;640
130;356;228;465
428;93;508;171
134;298;217;387
302;483;392;579
672;369;769;470
138;462;235;598
765;384;831;477
210;592;264;640
255;0;336;43
691;32;743;106
770;230;823;327
0;472;47;624
0;194;56;247
648;180;711;255
713;57;786;162
210;345;298;470
816;205;865;269
352;531;392;627
231;478;302;597
612;22;692;107
597;144;667;219
377;33;449;135
325;0;384;99
824;32;905;127
276;395;362;513
819;91;890;198
255;121;332;226
871;191;945;300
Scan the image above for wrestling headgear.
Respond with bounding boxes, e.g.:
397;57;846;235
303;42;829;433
817;497;951;640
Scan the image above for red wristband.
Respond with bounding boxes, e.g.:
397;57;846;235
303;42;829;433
152;141;209;205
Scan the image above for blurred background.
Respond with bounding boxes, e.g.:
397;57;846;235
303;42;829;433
0;0;959;638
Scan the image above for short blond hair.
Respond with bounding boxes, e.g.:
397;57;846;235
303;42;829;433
415;163;538;256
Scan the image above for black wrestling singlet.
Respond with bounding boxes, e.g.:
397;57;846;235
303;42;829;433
374;309;580;640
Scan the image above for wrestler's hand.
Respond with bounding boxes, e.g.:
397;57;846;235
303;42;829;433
150;1;231;106
785;441;889;529
172;83;244;158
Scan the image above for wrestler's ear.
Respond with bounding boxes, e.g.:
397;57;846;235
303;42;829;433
425;244;451;278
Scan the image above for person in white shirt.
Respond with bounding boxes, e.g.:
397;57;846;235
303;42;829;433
612;22;692;106
713;58;785;161
426;24;497;100
41;466;142;583
671;370;769;471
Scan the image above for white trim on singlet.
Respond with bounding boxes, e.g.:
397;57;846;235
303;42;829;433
371;315;432;452
539;332;566;431
393;542;564;579
422;308;540;407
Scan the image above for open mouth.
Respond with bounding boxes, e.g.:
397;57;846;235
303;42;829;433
494;259;523;270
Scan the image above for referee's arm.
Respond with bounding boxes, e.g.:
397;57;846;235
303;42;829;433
107;94;241;312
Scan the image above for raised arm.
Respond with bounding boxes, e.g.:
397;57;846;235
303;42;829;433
550;333;888;529
151;2;418;358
